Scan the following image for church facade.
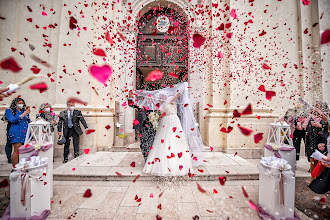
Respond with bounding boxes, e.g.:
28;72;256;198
0;0;329;158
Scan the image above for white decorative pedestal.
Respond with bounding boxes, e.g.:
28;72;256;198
10;159;50;219
258;157;295;220
21;118;54;198
264;144;296;174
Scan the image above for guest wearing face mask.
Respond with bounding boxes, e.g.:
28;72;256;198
37;103;57;142
5;98;30;166
57;101;88;163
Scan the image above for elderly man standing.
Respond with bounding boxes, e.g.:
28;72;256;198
58;101;88;163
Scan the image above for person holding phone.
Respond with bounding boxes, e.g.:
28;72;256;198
5;98;30;166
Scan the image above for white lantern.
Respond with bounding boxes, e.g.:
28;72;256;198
266;122;293;146
24;118;53;145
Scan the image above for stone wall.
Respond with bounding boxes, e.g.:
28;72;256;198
0;0;328;158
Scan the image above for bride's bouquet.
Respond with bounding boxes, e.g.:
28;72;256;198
149;111;161;130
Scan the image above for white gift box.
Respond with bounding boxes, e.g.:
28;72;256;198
264;144;296;175
10;162;50;218
19;146;53;198
258;157;295;220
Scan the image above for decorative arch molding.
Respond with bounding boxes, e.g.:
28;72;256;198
130;0;197;30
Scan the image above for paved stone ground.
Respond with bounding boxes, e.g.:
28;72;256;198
0;150;327;219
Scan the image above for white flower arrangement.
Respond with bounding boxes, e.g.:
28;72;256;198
149;111;161;130
34;144;41;151
272;145;279;151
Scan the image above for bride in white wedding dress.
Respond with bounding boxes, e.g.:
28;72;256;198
132;82;205;176
143;93;193;176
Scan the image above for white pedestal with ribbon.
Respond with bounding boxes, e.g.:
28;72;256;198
264;143;296;174
258;157;295;220
10;159;50;219
19;143;54;198
22;118;54;199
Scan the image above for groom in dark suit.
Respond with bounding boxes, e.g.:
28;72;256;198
58;101;88;163
128;90;156;161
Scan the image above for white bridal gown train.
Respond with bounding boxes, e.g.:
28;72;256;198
143;103;193;176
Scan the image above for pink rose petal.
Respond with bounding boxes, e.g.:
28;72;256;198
230;9;237;19
29;82;48;93
88;64;112;84
145;70;164;81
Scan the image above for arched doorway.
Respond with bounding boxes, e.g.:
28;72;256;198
136;7;189;91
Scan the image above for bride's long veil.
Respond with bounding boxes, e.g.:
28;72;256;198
133;82;205;167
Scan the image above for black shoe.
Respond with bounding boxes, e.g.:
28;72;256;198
8;160;11;164
63;159;68;163
74;154;79;158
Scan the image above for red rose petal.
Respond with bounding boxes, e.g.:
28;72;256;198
220;126;233;133
262;63;271;70
29;82;48;93
30;65;41;74
130;162;135;167
85;129;95;134
241;104;252;115
67;97;88;106
157;204;162;210
320;197;326;204
105;31;115;44
302;0;311;5
69;16;77;30
84;149;90;154
0;57;22;72
321;29;330;44
213;189;218;194
116;172;123;177
237;124;253;136
88;64;113;84
92;48;106;57
254;133;263;144
242;186;249;198
145;70;164;81
258;85;266;92
233;110;241;118
196;182;207;193
133;174;140;182
218;176;227;186
178;152;182;158
83;189;92;198
193;33;206;48
172;127;177;132
105;125;111;130
133;119;139;126
265;91;276;100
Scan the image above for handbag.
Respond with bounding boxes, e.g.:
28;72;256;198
57;135;66;145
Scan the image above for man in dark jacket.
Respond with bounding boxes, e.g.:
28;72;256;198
128;90;156;161
58;101;88;163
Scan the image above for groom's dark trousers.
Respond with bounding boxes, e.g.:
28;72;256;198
128;98;156;161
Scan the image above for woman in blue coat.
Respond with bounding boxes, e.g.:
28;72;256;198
5;98;30;166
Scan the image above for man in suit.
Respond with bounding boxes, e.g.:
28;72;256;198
58;101;88;163
128;90;156;161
